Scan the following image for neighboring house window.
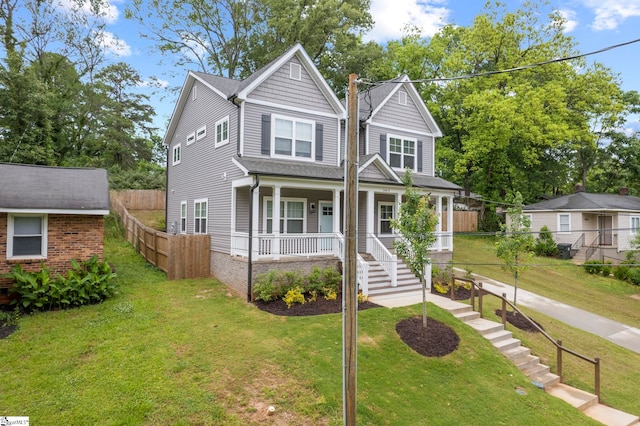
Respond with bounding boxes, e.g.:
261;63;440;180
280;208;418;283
388;135;416;171
379;203;394;234
290;63;301;80
180;201;187;234
186;132;195;145
194;198;208;234
196;125;207;141
172;143;181;165
215;117;229;147
558;213;571;233
265;198;306;234
631;216;640;234
7;214;47;258
398;91;407;105
272;115;314;159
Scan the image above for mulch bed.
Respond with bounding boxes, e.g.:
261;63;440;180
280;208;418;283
396;316;460;357
254;294;381;316
430;286;471;301
495;309;544;333
0;321;17;339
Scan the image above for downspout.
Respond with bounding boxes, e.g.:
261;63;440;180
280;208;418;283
247;174;260;302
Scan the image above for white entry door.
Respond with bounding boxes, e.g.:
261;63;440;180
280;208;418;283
319;201;334;252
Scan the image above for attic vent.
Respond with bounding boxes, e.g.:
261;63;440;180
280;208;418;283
398;91;407;105
192;84;197;101
290;63;301;80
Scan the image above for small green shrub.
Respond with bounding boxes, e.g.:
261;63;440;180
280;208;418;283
253;271;278;301
534;226;559;257
614;263;631;281
283;286;305;308
627;268;640;285
0;309;19;326
583;260;603;275
254;267;341;301
601;261;613;277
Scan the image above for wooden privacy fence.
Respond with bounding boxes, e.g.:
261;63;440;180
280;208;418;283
453;210;478;233
110;192;210;280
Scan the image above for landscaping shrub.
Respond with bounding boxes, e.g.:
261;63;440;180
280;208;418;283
627;268;640;285
601;261;613;277
254;267;342;302
3;256;117;312
613;263;631;282
583;260;603;275
534;226;559;257
283;286;305;308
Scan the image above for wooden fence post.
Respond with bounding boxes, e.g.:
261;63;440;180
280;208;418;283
557;339;563;383
478;282;483;318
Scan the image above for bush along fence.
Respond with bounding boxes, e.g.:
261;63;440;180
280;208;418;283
110;191;210;280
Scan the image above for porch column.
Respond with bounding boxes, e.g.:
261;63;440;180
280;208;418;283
436;195;443;251
366;190;374;253
251;184;260;259
447;196;454;251
273;185;281;260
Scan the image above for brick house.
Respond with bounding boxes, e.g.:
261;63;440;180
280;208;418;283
0;163;110;302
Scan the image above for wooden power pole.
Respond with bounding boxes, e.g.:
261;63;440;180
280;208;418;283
344;73;358;425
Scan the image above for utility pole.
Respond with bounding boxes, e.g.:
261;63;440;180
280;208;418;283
343;73;358;425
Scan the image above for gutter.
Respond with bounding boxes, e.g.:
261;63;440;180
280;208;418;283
247;174;260;302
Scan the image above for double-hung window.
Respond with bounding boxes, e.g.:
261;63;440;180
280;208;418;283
194;199;208;234
558;213;571;233
265;198;305;234
215;116;229;147
631;216;640;234
172;143;181;165
273;115;313;159
180;201;187;234
8;214;47;258
379;203;394;234
388;135;416;171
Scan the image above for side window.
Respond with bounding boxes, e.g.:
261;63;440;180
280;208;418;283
215;116;229;147
388;135;416;171
558;213;571;233
7;214;47;258
180;201;187;234
272;115;314;160
194;198;208;234
172;143;181;165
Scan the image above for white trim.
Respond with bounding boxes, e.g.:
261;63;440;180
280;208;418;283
378;202;394;235
366;121;436;137
0;208;108;215
215;116;229;148
558;213;571;234
263;197;307;234
192;83;197;101
398;90;407;105
631;215;640;234
387;134;418;172
239;102;245;156
271;114;315;161
172;143;181;165
194;198;208;234
186;132;196;145
290;62;302;80
180;201;187;234
358;153;402;183
242;98;344;119
7;213;48;259
196;125;207;141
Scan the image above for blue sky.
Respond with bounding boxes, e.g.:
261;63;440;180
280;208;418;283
95;0;640;133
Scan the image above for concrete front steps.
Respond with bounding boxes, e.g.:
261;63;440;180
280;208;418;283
432;298;640;426
366;258;423;298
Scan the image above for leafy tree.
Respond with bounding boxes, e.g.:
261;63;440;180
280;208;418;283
495;192;534;306
392;170;439;327
534;225;558;257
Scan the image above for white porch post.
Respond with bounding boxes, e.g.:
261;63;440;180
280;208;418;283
447;196;454;251
252;184;260;258
366;190;374;253
273;185;281;260
436;195;443;251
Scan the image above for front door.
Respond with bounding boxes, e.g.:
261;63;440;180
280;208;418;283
599;216;613;245
319;201;333;252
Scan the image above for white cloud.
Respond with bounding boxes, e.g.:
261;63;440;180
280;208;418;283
367;0;450;41
138;78;169;88
57;0;120;25
582;0;640;30
96;31;132;57
557;9;579;33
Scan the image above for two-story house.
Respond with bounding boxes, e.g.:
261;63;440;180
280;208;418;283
163;43;461;299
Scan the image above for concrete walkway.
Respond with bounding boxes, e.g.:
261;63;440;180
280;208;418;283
370;273;640;355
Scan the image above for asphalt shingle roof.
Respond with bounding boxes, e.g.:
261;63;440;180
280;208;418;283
0;163;110;211
523;192;640;211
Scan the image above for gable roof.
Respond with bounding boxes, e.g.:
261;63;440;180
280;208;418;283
0;163;110;214
358;75;442;136
523;192;640;212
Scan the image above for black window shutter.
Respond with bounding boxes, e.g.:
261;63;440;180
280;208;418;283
379;133;387;160
261;114;271;155
417;140;423;172
315;123;323;161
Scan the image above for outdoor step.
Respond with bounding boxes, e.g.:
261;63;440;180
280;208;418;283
531;372;561;389
466;318;505;336
454;310;480;322
493;337;522;352
547;383;598;411
483;329;513;344
367;284;423;297
514;355;540;371
583;404;640;426
502;346;531;362
431;298;473;314
522;363;550;378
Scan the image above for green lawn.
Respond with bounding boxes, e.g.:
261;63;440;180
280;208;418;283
0;219;603;425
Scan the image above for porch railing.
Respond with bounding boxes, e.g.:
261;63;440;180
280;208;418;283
571;233;585;252
369;233;397;287
336;234;369;296
585;234;600;262
432;232;453;251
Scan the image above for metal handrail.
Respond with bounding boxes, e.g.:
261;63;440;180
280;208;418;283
571;233;585;251
585;234;600;262
459;277;601;401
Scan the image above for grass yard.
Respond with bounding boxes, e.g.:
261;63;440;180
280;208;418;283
0;219;602;425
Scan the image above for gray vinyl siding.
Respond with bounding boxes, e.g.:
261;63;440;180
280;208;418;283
166;79;240;254
256;188;334;234
373;92;434;134
360;163;390;181
242;103;340;165
249;57;336;114
368;125;435;177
